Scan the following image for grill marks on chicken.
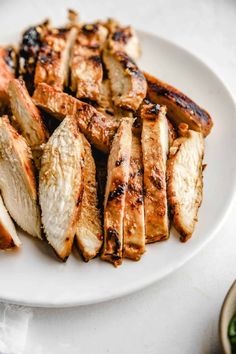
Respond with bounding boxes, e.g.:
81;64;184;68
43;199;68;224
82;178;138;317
141;102;169;243
34;27;77;91
70;23;108;101
167;128;204;242
0;195;21;250
19;22;49;94
145;72;213;137
0;15;212;262
33;83;119;152
39;116;84;261
102;118;133;266
75;135;103;261
97;79;124;127
123;133;145;260
33;83;76;119
104;19;141;61
8;79;49;168
0;117;41;239
0;47;17;113
103;50;147;111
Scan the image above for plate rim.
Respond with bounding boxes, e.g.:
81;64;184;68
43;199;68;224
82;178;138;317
1;29;236;308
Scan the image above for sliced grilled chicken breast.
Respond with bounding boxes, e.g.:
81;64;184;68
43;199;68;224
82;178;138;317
103;49;147;111
0;47;16;112
168;119;177;147
145;72;213;137
19;21;49;94
39;115;84;261
123;133;145;260
0;195;21;250
8;79;49;168
33;83;76;119
97;79;113;111
34;27;77;91
104;19;141;60
71;46;102;101
167;129;204;242
33;83;119;152
101;118;133;266
97;79;125;126
0;117;41;238
70;23;108;101
75;135;103;261
141;102;169;242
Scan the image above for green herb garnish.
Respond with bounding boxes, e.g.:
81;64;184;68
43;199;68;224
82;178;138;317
228;315;236;353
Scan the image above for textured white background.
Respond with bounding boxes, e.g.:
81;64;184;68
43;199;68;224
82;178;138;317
0;0;236;353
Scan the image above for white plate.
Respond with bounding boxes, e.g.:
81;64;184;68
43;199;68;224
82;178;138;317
0;30;236;308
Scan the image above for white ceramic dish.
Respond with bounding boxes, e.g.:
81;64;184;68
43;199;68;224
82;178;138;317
0;30;236;308
219;281;236;354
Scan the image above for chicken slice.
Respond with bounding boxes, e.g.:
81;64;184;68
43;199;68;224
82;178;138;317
97;79;114;111
8;79;49;168
33;83;119;152
39;115;84;261
70;23;108;101
34;27;77;91
167;128;204;241
141;102;169;242
0;47;16;113
123;133;145;260
75;135;103;261
168;119;177;147
71;46;102;101
97;79;125;127
101;118;133;266
0;117;41;238
0;194;21;250
103;19;141;60
145;72;213;137
33;83;76;119
18;21;49;94
103;49;147;111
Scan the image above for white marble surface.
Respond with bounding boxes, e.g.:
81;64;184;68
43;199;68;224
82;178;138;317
1;0;236;353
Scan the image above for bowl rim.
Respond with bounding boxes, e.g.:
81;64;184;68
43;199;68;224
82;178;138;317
219;280;236;353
